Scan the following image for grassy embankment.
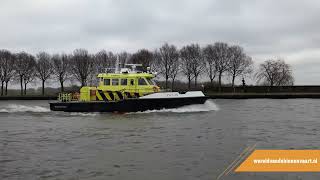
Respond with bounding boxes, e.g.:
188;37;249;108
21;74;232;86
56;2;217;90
205;92;320;99
2;85;320;100
2;92;320;100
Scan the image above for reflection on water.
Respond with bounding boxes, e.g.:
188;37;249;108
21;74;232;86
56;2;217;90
0;104;50;113
1;99;320;180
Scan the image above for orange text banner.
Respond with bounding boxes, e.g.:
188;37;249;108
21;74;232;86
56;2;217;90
235;150;320;172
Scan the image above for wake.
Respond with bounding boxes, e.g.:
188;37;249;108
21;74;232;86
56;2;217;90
0;104;50;113
134;100;219;113
0;100;219;114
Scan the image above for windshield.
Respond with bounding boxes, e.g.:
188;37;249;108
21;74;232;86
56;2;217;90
146;78;156;85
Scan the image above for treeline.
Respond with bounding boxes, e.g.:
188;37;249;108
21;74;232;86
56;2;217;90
0;42;294;96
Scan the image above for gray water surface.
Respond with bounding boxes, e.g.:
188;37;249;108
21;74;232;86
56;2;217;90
1;99;320;180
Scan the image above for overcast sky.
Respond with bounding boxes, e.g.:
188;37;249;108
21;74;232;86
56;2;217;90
1;0;320;85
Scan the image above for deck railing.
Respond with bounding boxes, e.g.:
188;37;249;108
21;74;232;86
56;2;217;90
58;93;72;102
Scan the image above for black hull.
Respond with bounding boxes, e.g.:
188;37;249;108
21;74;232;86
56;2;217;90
50;97;209;112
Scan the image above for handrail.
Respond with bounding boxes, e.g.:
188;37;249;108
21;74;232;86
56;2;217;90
58;93;72;102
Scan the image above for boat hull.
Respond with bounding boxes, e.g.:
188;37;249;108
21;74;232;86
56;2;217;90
50;96;209;112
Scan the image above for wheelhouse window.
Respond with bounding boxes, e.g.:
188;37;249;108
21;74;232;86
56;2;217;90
104;79;110;86
129;79;134;85
120;79;127;86
112;79;119;86
138;78;148;85
146;78;156;85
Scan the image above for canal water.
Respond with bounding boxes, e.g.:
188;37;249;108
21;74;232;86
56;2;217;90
1;99;320;180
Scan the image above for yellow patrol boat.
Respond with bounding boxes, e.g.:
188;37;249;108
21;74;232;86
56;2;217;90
50;64;208;112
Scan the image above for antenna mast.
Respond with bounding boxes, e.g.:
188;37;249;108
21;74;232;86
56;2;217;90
115;55;120;73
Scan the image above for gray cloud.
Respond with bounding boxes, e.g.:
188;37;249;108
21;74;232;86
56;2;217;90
0;0;320;84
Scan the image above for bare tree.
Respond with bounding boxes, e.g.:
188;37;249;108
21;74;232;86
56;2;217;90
15;52;36;96
255;59;294;87
36;52;53;95
0;50;15;96
169;56;180;90
190;44;204;87
52;53;69;92
227;45;253;88
129;49;154;70
180;46;194;89
23;64;36;95
94;50;116;73
211;42;231;92
154;43;179;89
203;45;217;84
4;55;16;95
180;44;204;88
70;49;94;87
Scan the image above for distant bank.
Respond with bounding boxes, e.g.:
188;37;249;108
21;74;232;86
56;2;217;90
204;85;320;99
2;93;320;100
206;93;320;99
0;96;57;100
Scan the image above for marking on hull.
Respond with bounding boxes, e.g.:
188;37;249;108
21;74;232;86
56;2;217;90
126;92;133;98
104;92;113;101
107;91;114;101
116;91;124;99
96;91;103;101
98;90;108;101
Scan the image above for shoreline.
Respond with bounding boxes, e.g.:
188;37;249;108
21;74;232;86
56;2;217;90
0;96;57;100
2;93;320;100
206;93;320;99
